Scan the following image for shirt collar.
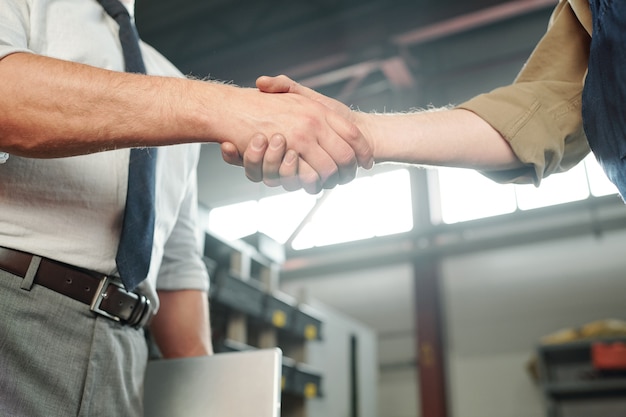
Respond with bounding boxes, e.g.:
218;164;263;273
119;0;135;17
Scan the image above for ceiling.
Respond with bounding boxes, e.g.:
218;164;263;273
134;0;559;210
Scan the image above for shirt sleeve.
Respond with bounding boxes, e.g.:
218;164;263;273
0;0;33;59
457;0;592;185
155;170;210;292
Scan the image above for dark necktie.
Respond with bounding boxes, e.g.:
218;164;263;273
98;0;157;290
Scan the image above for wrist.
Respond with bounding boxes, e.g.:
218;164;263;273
354;111;381;163
183;81;239;146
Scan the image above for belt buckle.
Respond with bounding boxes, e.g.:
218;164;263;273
89;276;152;328
90;276;124;323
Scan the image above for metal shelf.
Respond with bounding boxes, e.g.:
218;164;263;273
536;337;626;417
544;379;626;398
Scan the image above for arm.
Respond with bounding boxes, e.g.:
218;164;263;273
150;289;213;358
0;52;372;190
358;108;520;170
224;75;522;186
149;164;212;358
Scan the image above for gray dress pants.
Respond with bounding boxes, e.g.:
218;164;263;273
0;262;148;417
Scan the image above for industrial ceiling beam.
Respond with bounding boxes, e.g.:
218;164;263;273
273;0;557;108
393;0;557;46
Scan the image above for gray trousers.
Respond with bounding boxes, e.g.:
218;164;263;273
0;260;148;417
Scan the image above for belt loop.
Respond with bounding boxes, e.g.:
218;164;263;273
21;255;41;291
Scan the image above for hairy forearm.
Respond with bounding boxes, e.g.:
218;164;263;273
357;108;523;171
0;53;231;157
150;289;213;358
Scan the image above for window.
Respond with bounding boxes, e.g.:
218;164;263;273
292;169;413;250
206;155;618;249
585;154;619;197
207;168;414;250
207;191;317;243
435;168;517;224
514;161;589;211
435;154;618;225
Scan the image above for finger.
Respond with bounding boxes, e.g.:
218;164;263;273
325;111;374;170
276;150;301;192
258;75;374;170
298;144;338;187
258;75;346;114
316;127;358;186
280;151;338;194
262;134;288;186
296;158;323;195
256;75;293;94
257;75;317;100
243;133;269;183
220;142;243;166
293;112;358;185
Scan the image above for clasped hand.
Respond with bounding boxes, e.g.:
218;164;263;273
221;75;373;194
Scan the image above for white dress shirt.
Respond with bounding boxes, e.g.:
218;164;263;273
0;0;209;309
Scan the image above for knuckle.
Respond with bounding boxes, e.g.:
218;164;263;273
279;166;296;178
321;165;339;183
300;170;320;187
243;153;260;166
338;167;357;185
284;181;301;192
340;122;361;144
304;183;321;195
263;178;281;188
336;147;357;167
263;170;280;181
245;172;262;183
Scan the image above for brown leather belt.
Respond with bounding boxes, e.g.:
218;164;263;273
0;246;152;328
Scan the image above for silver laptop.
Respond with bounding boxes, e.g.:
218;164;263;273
143;348;282;417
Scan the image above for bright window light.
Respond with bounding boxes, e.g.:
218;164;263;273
292;169;413;250
436;167;517;224
257;191;318;243
514;161;589;210
207;191;318;244
437;153;618;225
584;154;619;197
209;155;618;250
208;200;258;241
207;169;413;250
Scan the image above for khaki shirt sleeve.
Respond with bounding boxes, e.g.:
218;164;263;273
457;0;591;185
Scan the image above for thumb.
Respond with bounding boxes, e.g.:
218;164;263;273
257;75;320;101
258;75;352;118
256;75;294;94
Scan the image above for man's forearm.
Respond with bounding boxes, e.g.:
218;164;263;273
150;289;213;358
0;53;220;157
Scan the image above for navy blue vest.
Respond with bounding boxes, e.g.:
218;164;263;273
582;0;626;199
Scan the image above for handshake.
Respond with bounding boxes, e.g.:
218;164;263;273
218;75;376;195
214;73;516;194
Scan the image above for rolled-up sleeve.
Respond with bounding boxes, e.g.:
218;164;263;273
457;0;592;185
156;172;209;292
